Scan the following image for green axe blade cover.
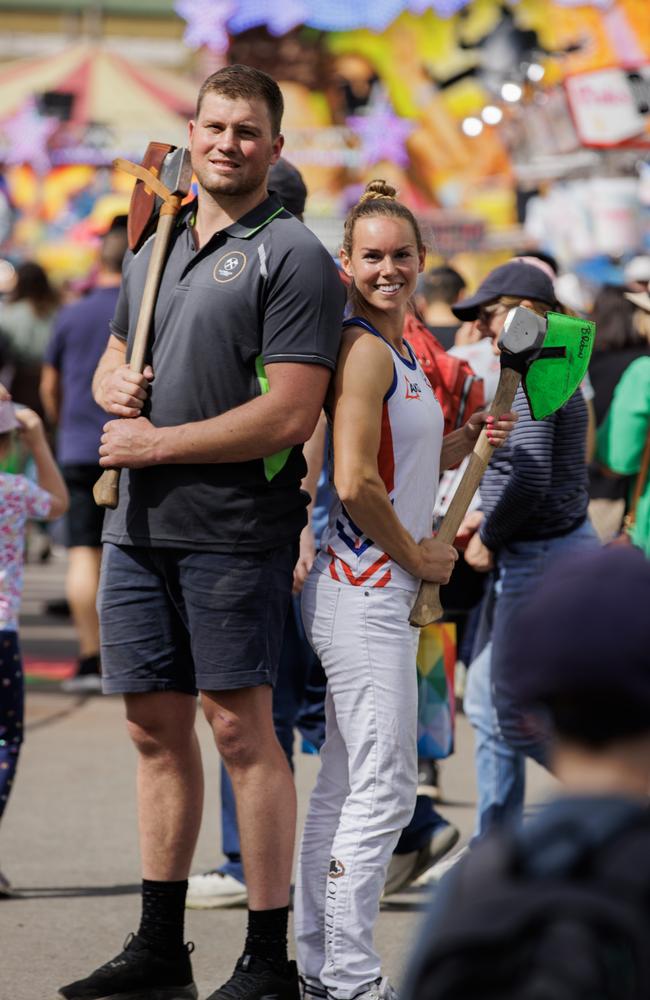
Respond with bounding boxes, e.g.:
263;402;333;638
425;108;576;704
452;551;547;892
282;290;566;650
523;311;595;420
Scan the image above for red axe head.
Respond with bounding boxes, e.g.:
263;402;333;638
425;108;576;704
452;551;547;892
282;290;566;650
126;142;195;252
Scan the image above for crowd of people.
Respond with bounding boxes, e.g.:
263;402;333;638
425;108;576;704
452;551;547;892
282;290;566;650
0;62;649;1000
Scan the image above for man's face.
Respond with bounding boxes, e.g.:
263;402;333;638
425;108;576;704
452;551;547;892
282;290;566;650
188;92;283;199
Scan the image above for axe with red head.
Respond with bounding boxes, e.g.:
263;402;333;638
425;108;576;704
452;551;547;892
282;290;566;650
410;306;595;626
93;144;193;510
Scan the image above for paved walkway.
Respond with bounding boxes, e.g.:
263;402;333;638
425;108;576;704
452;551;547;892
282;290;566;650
1;551;555;1000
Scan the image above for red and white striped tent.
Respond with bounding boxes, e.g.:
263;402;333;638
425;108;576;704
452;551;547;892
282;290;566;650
0;43;197;150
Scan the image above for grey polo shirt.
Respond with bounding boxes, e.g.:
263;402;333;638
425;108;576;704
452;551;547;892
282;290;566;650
102;194;345;552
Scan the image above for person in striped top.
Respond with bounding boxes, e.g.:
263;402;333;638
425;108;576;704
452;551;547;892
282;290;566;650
294;181;516;1000
456;261;600;839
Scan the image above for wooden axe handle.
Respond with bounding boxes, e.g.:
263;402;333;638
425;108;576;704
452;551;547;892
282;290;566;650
94;199;182;510
409;366;521;626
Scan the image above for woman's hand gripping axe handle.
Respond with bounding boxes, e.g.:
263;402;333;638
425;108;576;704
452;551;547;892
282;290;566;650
93;147;193;510
409;307;548;627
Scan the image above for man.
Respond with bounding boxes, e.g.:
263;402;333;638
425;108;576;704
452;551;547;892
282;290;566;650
59;65;345;1000
40;220;128;693
186;158;329;911
414;265;466;350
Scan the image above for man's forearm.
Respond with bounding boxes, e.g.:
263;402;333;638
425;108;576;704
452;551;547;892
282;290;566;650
39;364;60;426
40;387;59;426
153;392;319;465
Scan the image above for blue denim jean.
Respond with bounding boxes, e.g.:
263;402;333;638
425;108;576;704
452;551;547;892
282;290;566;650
464;520;599;837
464;637;525;840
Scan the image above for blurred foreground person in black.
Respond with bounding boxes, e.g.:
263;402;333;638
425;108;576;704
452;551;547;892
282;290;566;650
404;546;650;1000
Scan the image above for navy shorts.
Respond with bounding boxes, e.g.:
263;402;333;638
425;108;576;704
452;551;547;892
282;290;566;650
98;543;295;695
62;464;104;548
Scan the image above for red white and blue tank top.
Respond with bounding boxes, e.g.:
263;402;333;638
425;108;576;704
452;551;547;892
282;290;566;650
315;316;444;592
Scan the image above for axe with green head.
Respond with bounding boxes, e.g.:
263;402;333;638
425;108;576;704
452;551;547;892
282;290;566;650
410;306;595;627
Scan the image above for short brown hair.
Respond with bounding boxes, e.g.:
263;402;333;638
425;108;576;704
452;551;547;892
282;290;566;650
100;228;128;275
342;179;424;258
196;64;284;137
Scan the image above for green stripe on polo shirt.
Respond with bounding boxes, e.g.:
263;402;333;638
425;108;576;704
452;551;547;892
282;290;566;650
255;355;292;482
183;203;284;239
241;204;284;238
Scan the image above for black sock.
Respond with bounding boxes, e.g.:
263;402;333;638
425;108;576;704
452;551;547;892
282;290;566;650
137;879;188;956
244;906;289;965
78;653;100;677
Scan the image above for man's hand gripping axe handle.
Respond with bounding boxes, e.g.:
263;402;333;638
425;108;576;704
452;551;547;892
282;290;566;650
93;147;193;510
409;307;548;627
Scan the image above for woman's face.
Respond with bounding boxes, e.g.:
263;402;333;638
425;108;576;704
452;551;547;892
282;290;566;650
341;215;424;316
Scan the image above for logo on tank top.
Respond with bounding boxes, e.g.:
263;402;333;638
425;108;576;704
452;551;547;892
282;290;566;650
213;251;247;282
404;375;422;400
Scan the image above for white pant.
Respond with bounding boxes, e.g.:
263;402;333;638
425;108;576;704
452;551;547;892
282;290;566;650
295;573;419;999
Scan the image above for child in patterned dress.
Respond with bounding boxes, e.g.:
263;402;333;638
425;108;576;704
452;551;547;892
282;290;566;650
0;390;68;895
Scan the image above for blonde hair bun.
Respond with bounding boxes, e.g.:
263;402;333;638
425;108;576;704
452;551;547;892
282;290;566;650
359;179;397;203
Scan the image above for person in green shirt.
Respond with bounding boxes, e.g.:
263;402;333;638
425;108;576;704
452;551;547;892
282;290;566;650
597;356;650;557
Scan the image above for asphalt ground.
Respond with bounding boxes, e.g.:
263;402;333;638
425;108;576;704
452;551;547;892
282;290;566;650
0;549;555;1000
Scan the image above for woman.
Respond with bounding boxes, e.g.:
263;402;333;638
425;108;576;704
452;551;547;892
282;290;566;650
294;181;515;1000
0;261;59;416
588;284;649;541
455;261;599;838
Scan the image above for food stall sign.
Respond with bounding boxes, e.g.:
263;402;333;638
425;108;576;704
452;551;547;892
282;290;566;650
564;66;650;149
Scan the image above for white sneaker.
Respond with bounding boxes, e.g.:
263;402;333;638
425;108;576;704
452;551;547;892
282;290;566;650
185;870;247;909
413;845;468;887
354;977;398;1000
61;673;103;695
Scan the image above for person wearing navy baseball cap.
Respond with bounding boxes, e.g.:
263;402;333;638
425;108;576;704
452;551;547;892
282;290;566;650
458;257;599;840
451;260;557;322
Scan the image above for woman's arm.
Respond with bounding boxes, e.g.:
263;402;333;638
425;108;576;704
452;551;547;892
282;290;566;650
293;411;327;593
332;329;457;584
441;410;518;471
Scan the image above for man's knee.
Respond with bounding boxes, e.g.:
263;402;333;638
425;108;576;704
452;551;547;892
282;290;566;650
125;692;196;757
201;688;278;772
211;714;257;770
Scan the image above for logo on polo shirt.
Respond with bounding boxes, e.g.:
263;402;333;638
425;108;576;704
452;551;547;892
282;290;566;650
214;251;247;282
